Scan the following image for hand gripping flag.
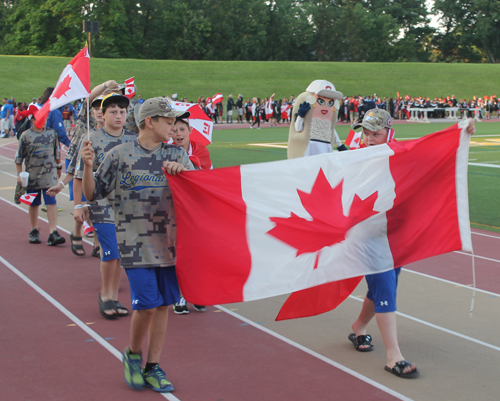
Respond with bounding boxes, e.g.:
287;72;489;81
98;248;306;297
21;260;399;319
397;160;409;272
171;102;213;146
35;47;91;128
124;77;136;98
345;129;362;149
19;193;38;206
167;121;472;317
212;93;224;105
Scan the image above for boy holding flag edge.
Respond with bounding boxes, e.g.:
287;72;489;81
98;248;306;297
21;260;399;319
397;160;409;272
81;97;194;392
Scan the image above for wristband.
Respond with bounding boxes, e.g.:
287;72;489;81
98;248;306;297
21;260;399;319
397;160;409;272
59;181;66;188
103;83;107;90
56;166;62;170
56;163;63;167
74;204;83;210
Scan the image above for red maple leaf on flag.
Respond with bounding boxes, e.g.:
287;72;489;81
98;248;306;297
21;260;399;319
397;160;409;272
52;75;72;100
268;169;379;263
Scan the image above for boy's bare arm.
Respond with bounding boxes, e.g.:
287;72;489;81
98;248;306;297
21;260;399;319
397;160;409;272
15;163;22;185
80;140;96;202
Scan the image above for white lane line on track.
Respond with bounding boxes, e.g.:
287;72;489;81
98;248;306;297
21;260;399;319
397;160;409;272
215;305;414;401
404;269;500;297
0;254;180;401
454;250;500;264
0;196;179;400
348;296;500;352
468;162;500;168
472;231;500;239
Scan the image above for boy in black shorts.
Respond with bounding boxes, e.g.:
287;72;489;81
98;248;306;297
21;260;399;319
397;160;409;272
81;97;193;392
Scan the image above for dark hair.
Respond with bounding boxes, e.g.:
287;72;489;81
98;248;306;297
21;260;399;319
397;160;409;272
102;98;129;115
40;87;54;104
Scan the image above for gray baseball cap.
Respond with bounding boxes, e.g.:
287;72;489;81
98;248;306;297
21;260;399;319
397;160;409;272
139;97;190;123
353;109;393;131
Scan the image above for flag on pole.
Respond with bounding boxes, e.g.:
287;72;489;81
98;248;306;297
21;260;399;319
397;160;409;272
19;193;38;206
124;77;135;98
167;121;472;312
35;47;91;129
345;129;362;149
212;93;224;105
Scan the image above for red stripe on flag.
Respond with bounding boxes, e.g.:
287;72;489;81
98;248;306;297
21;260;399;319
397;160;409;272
34;101;51;129
387;124;462;266
167;166;252;304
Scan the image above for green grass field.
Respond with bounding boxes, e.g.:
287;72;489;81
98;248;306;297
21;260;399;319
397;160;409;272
0;55;499;102
209;121;500;232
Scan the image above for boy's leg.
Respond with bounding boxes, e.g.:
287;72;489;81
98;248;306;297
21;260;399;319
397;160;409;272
100;259;121;317
29;205;39;229
46;204;58;232
351;297;375;350
146;306;169;364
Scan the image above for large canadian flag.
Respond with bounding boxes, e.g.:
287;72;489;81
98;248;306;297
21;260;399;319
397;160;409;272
35;47;91;128
167;121;472;310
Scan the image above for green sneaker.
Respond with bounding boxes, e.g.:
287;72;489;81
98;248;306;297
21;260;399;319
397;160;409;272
143;365;174;392
123;348;144;390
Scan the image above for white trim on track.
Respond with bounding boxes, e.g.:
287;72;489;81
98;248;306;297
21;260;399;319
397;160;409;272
215;305;414;401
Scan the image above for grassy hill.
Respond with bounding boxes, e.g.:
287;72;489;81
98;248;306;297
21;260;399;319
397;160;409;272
1;55;498;103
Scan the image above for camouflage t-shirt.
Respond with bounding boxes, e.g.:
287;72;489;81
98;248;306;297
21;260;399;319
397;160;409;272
66;101;96;161
15;128;60;190
76;128;137;224
93;139;194;269
124;99;141;134
67;128;98;176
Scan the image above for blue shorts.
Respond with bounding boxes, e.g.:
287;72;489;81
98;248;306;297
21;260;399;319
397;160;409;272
93;223;120;262
30;189;57;207
65;158;85;202
125;266;180;310
366;267;402;313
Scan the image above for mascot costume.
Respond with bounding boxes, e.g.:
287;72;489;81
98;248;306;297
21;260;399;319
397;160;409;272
287;79;347;159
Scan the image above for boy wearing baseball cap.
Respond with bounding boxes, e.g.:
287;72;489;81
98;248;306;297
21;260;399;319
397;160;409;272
74;93;136;320
81;97;193;393
347;109;416;377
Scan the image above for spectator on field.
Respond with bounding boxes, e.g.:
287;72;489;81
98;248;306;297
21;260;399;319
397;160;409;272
236;94;244;123
226;94;235;123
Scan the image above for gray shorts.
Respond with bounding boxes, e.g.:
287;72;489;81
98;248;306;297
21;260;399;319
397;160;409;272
227;110;233;116
237;108;243;116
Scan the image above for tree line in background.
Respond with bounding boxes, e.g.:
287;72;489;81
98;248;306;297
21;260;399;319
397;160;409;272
0;0;498;63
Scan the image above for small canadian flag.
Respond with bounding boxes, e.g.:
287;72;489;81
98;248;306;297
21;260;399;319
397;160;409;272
124;77;135;99
83;221;94;236
345;129;362;149
19;193;38;205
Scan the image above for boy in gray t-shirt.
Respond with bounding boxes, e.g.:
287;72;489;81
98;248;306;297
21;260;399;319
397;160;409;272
15;109;66;246
81;97;193;393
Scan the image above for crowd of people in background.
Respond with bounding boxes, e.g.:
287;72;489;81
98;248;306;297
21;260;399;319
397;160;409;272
165;92;499;128
3;92;498;141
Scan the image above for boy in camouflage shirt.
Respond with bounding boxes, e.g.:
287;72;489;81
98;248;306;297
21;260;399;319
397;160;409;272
76;93;136;320
15;106;66;246
81;97;193;393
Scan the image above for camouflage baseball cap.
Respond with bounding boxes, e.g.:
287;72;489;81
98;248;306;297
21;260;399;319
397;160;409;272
139;97;190;123
353;109;393;131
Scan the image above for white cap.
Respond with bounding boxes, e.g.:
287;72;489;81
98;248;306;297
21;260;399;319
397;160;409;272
306;80;343;99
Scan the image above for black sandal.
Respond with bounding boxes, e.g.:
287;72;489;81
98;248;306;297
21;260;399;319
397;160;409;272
98;295;118;319
348;333;374;352
114;301;130;317
384;360;418;378
91;245;100;258
70;234;85;257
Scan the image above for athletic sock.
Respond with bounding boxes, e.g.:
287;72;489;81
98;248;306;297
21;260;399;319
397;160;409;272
144;362;158;373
